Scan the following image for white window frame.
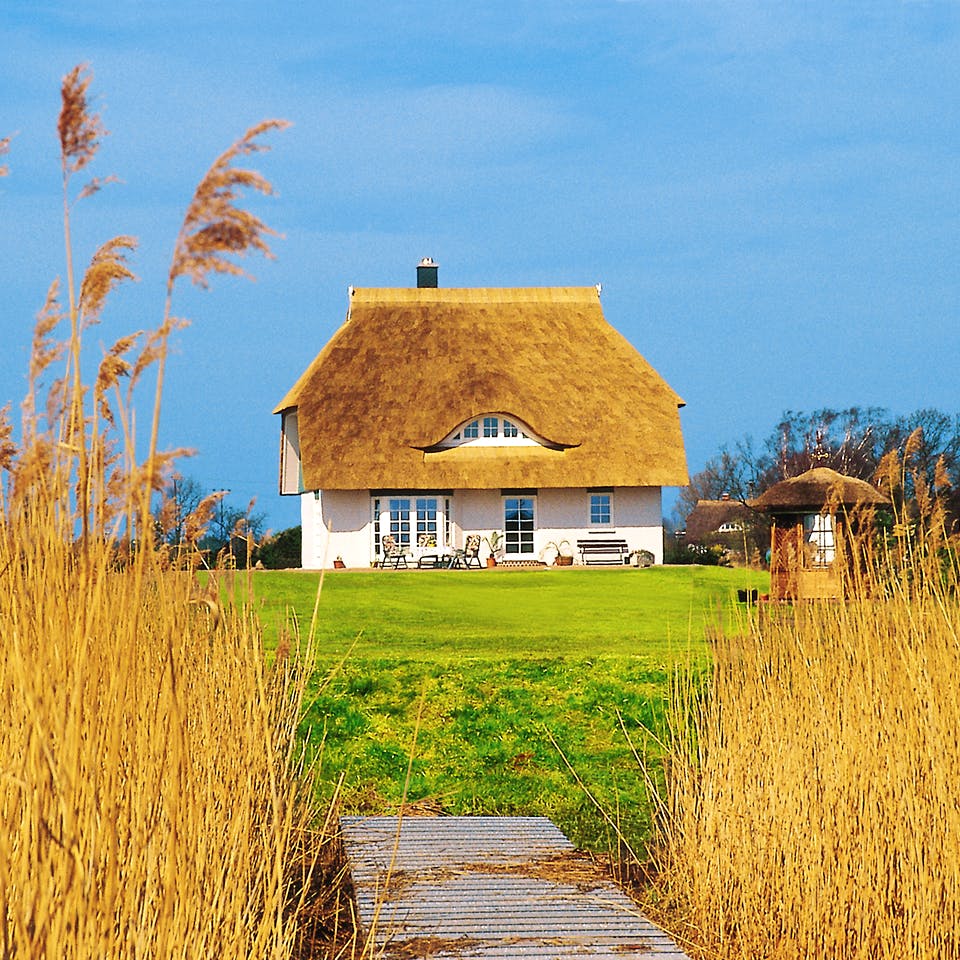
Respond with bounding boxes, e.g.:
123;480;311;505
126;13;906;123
718;521;744;533
372;495;453;560
387;498;412;551
804;513;836;567
436;414;546;449
503;495;536;556
588;491;613;526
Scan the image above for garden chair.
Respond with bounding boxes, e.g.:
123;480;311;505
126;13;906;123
416;533;439;568
379;534;408;569
462;534;482;569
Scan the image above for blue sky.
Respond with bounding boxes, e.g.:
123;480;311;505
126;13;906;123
2;1;958;532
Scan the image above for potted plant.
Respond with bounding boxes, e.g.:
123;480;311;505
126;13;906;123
483;531;504;568
333;555;346;569
544;539;574;566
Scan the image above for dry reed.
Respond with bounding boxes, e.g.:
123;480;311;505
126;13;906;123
649;447;960;959
0;65;330;958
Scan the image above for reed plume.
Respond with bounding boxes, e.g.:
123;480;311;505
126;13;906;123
58;63;105;175
144;118;289;516
170;118;290;288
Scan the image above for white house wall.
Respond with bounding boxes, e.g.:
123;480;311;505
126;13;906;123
610;487;664;562
299;486;665;569
300;490;372;568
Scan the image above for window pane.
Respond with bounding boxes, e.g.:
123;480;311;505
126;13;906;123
416;498;438;537
504;497;535;554
804;513;835;566
590;493;611;525
389;498;411;548
463;420;479;438
483;416;499;438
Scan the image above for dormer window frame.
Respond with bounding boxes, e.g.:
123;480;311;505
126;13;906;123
717;520;744;533
432;414;557;450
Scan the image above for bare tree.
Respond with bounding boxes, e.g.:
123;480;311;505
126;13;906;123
677;406;960;532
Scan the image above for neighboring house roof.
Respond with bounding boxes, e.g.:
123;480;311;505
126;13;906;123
750;467;890;513
275;286;688;491
685;499;755;541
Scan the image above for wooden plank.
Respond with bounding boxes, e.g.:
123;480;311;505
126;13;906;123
340;815;690;959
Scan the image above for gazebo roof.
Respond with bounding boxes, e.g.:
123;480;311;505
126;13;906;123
749;467;889;513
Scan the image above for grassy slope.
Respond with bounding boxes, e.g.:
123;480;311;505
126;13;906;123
246;565;769;854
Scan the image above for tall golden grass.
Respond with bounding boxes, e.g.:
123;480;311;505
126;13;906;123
0;66;323;957
651;447;960;959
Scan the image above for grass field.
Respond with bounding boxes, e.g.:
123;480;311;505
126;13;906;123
242;565;769;854
249;564;767;658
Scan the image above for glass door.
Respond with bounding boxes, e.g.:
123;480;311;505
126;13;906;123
415;497;441;549
373;496;451;560
504;496;535;555
387;498;411;551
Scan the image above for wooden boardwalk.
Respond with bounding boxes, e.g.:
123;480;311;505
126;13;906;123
339;815;690;959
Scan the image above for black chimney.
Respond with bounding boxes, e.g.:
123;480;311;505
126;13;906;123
416;257;438;288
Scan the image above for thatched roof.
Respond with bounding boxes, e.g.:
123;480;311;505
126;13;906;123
275;286;688;491
750;467;889;513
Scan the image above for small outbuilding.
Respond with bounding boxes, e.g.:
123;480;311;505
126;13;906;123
750;467;889;600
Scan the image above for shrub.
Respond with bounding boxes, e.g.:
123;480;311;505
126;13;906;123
256;525;303;569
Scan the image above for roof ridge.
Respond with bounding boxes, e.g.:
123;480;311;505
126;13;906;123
350;286;600;304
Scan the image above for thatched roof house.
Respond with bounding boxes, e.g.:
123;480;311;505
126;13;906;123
275;271;688;569
685;497;753;542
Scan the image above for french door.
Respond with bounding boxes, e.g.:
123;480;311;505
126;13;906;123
372;496;450;557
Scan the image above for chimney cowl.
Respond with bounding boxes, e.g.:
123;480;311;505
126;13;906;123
416;257;439;288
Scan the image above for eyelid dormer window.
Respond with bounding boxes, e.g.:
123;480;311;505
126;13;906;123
433;414;557;450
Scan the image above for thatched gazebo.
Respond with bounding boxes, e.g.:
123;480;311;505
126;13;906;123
750;467;889;601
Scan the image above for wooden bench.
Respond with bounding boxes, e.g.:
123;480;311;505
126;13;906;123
576;538;629;565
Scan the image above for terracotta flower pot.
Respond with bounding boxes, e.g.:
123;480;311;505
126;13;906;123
555;555;573;566
486;557;497;568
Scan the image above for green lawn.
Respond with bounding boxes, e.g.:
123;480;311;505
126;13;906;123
251;565;767;659
243;565;768;854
